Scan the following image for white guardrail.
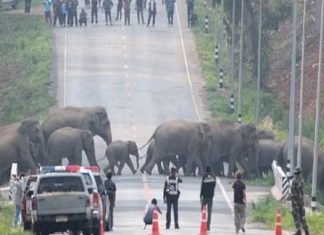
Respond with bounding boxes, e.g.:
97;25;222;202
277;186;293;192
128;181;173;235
271;160;290;201
0;163;18;201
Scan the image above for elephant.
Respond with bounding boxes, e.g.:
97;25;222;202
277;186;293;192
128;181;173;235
205;120;259;178
276;136;324;190
245;139;283;177
140;120;211;176
47;127;98;166
104;140;139;175
139;140;185;175
0;119;41;184
41;106;112;146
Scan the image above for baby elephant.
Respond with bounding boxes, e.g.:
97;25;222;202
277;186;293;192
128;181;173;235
104;140;139;175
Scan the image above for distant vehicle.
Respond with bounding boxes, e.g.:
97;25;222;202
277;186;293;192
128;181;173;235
0;0;18;9
21;175;38;231
31;172;94;235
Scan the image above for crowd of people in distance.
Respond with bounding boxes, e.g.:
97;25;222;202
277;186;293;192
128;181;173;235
40;0;195;27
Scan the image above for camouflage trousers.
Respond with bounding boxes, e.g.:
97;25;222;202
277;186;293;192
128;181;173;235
291;204;308;232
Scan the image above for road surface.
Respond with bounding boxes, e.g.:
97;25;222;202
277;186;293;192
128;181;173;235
52;0;274;234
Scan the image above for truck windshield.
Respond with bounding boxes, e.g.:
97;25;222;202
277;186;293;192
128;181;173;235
37;176;84;194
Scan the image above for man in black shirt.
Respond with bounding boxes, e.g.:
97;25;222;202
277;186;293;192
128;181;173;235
200;166;216;231
104;171;116;231
232;171;246;234
163;167;182;229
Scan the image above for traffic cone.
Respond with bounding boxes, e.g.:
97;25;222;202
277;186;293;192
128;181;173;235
149;207;160;235
100;218;105;235
198;205;208;235
274;208;282;235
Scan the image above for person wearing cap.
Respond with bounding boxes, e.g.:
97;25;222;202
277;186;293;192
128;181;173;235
104;171;116;231
163;167;182;229
143;198;162;228
291;167;309;235
200;166;216;231
232;171;246;234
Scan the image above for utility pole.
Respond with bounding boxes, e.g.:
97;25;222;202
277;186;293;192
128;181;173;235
237;0;244;124
312;0;324;212
230;0;236;113
297;0;307;168
287;0;298;177
255;0;262;126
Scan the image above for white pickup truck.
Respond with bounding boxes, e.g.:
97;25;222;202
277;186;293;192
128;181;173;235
31;172;95;235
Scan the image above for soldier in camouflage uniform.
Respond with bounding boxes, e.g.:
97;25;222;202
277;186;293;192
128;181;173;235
290;167;309;235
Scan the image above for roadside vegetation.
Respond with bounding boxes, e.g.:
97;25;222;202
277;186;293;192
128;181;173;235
250;195;324;235
0;200;32;235
0;13;55;125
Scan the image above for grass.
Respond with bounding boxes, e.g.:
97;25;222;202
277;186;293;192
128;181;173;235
0;13;55;125
0;200;32;235
250;195;324;235
245;172;275;187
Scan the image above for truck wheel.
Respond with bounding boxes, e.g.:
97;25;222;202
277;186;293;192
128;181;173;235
23;221;31;231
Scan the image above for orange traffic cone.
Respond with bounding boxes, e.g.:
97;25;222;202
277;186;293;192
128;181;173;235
198;205;208;235
274;208;282;235
100;218;105;235
149;207;160;235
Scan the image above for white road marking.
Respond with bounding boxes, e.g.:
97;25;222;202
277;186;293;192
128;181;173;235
63;27;67;107
175;3;201;121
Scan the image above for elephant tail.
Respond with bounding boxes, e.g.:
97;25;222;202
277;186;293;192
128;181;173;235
139;135;154;150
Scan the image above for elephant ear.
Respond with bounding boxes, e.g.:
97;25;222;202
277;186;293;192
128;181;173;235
82;131;94;145
18;118;39;135
89;114;100;135
127;141;138;155
241;124;258;143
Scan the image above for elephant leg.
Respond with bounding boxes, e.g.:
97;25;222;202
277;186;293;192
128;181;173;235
125;157;136;174
117;161;125;175
162;160;170;175
157;161;164;174
237;158;252;179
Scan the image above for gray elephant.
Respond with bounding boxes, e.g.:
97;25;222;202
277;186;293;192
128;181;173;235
0;119;41;184
42;106;112;145
140;120;211;176
277;137;324;184
139;140;184;175
206;120;259;178
104;140;139;175
245;139;283;177
47;127;97;166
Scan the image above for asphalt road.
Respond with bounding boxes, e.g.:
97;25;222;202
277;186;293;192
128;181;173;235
52;0;274;234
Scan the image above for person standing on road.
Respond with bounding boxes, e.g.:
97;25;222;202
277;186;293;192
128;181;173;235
115;0;123;21
25;0;32;13
43;0;52;24
200;166;216;231
102;0;113;25
11;173;24;228
163;167;182;229
291;167;309;235
146;0;156;26
91;0;98;23
165;0;175;25
135;0;144;24
53;0;62;26
232;171;246;234
143;198;162;228
124;0;131;25
185;0;194;27
104;171;116;231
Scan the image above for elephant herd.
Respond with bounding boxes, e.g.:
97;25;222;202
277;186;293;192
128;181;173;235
1;105;324;192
